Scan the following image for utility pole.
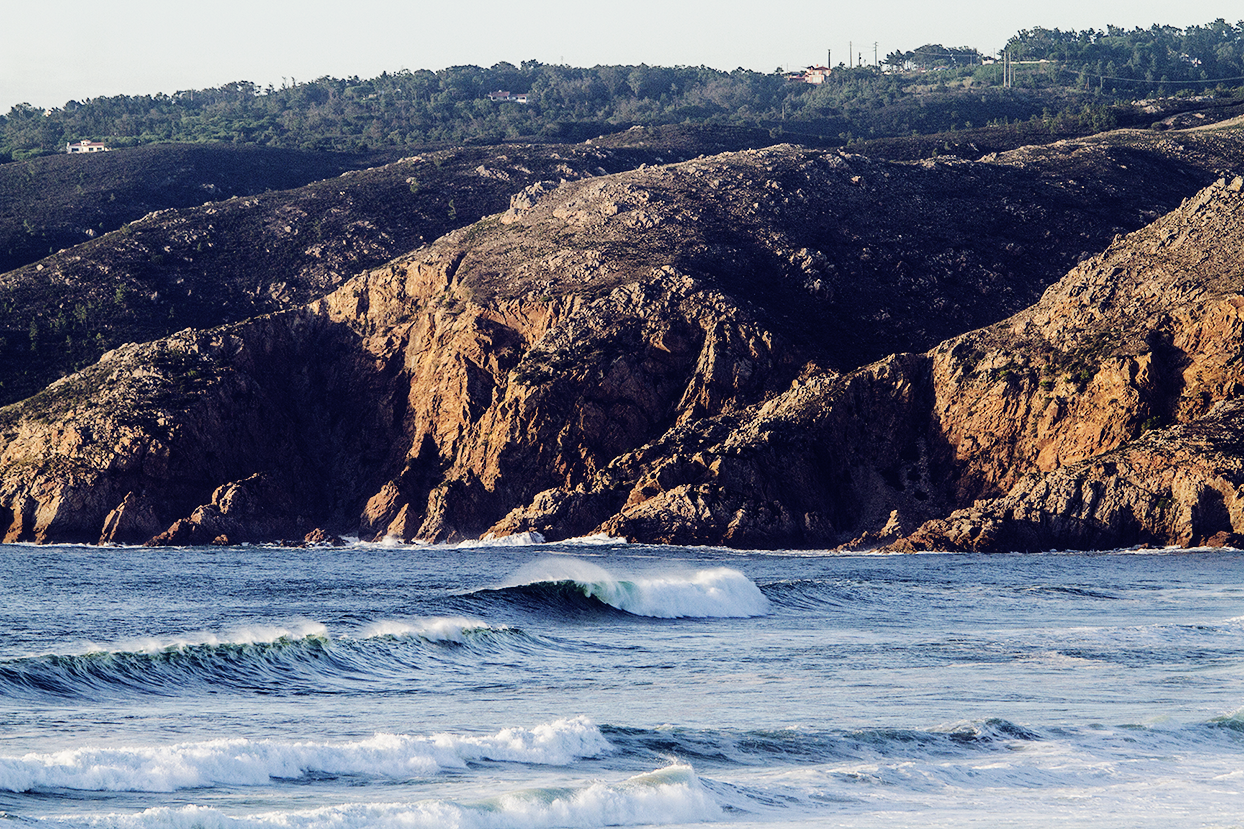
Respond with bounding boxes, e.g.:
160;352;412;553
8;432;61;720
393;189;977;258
874;42;878;67
849;41;852;68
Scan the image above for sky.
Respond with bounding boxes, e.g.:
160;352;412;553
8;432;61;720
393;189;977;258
2;0;1240;113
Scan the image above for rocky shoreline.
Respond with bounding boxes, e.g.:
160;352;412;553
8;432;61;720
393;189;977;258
1;132;1242;550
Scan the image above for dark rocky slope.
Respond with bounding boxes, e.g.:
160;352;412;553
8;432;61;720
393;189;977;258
0;142;684;405
0;127;1241;548
0;143;390;275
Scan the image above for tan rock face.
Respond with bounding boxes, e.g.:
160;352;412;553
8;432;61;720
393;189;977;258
898;399;1244;552
895;176;1244;550
343;263;799;543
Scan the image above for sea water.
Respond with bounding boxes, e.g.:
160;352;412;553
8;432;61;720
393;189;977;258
1;540;1243;827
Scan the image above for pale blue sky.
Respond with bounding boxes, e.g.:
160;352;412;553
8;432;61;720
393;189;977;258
2;0;1239;112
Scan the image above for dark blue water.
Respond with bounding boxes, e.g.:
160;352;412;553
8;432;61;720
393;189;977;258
2;541;1243;827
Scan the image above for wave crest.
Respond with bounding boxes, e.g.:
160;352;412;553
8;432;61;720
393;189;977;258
0;717;610;793
39;762;717;828
359;617;509;643
0;618;529;700
483;558;769;619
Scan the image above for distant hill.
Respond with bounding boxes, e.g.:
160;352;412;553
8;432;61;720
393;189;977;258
0;143;394;275
6;22;1242;161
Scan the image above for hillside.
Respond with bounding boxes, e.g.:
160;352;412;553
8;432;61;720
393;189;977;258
0;122;1241;548
0;143;391;275
894;174;1244;550
3;125;1242;407
7;21;1242;161
0;139;703;404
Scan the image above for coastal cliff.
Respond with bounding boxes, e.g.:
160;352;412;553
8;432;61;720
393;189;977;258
0;133;1242;549
895;174;1244;550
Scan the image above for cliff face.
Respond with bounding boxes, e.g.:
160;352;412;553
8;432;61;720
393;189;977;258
0;310;401;544
0;133;1242;550
0;142;681;406
895;175;1244;550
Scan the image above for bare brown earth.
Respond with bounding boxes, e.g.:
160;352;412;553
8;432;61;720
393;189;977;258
0;126;1242;548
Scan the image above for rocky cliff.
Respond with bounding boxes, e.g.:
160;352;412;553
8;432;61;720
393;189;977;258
0;141;683;405
894;174;1244;550
0;129;1242;549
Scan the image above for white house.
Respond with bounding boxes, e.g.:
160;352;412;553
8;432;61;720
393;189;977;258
802;65;832;84
67;140;109;153
786;66;832;85
487;90;529;103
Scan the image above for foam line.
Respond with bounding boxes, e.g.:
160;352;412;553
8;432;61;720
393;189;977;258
0;717;610;793
46;763;719;828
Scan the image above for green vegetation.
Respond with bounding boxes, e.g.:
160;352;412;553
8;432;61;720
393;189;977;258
1001;20;1244;93
3;20;1241;162
1040;333;1111;391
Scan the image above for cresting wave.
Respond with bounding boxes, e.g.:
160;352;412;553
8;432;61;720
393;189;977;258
451;531;625;548
479;558;770;619
0;717;610;793
0;617;529;699
33;764;718;828
358;616;514;643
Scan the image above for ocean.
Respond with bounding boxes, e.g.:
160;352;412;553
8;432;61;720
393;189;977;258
2;539;1243;828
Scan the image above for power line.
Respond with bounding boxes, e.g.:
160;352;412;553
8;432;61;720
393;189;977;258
999;56;1244;86
1089;71;1244;84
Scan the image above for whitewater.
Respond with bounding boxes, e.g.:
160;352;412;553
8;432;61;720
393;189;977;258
2;543;1243;827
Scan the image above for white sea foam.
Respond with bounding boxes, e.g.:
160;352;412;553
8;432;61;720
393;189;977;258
49;763;717;828
0;717;610;793
502;558;770;618
561;533;627;546
463;531;548;548
359;616;507;643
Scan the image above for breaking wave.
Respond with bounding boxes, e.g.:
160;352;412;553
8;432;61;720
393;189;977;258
0;618;532;700
0;717;610;794
36;763;717;828
474;558;770;619
457;531;549;548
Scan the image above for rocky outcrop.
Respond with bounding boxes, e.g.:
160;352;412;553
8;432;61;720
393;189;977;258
488;351;945;547
891;174;1244;550
0;136;1242;550
487;173;1244;550
899;399;1244;551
